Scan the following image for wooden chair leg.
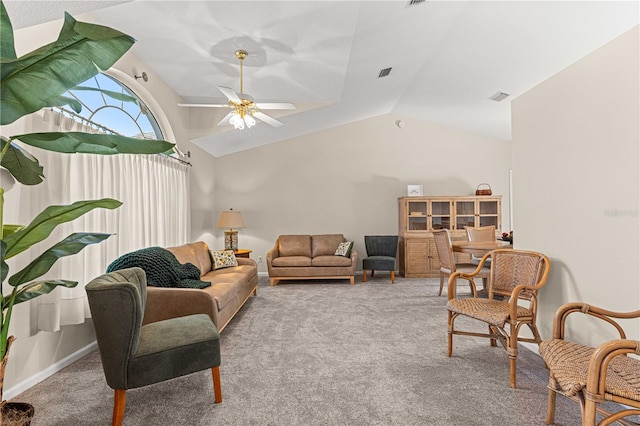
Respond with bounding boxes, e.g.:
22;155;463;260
112;389;126;426
371;270;375;277
489;324;497;347
545;387;557;425
390;270;395;284
212;366;222;403
508;326;518;388
363;270;367;282
439;273;445;296
447;311;454;357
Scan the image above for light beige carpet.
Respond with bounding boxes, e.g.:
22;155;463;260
13;276;587;425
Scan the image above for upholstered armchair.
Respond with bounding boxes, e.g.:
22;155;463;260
86;267;222;426
362;235;398;284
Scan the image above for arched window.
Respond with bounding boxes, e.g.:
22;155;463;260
63;72;175;156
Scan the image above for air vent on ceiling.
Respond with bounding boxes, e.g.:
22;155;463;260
488;91;510;102
408;0;426;6
378;67;392;78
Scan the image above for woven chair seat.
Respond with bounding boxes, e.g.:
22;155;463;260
446;298;533;327
540;339;640;400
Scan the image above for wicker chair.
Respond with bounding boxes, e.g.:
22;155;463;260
464;225;496;265
539;303;640;426
432;229;489;296
446;249;550;388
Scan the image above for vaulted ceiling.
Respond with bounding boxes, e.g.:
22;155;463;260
6;1;639;157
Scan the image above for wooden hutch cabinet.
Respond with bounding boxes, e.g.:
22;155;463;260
398;195;502;278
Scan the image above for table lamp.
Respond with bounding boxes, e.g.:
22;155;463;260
216;209;246;250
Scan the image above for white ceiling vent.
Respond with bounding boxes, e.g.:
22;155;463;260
378;67;392;78
488;91;510;102
408;0;426;6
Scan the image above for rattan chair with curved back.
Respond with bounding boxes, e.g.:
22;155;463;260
446;249;550;388
432;229;490;296
539;302;640;426
464;225;496;265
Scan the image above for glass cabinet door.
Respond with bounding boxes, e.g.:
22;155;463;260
430;200;451;230
478;200;499;227
407;201;427;231
455;200;475;229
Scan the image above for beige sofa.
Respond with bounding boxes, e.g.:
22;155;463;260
142;241;258;332
266;234;357;286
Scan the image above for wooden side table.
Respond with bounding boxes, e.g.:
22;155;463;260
233;249;252;258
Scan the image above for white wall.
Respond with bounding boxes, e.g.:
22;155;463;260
512;26;639;344
212;114;512;272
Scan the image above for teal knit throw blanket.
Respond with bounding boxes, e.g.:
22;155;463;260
107;246;210;289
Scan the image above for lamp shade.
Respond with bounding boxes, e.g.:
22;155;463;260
216;210;246;229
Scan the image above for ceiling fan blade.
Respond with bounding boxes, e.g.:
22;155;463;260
255;102;296;110
217;111;234;126
253;111;284;127
217;86;241;103
178;103;228;108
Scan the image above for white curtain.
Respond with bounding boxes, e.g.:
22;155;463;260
21;109;190;332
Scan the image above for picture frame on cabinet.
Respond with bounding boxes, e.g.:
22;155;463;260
407;185;423;196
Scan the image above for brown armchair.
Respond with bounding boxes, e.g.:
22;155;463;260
539;303;640;425
446;249;550;388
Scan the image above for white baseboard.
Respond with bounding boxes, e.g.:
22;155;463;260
4;341;98;401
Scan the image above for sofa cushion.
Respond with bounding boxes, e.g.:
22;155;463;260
272;256;312;267
201;264;257;310
312;255;353;267
212;250;238;269
278;235;312;257
167;242;212;276
312;234;345;257
334;241;354;257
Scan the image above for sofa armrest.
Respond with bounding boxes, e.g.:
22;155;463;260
143;287;218;326
236;257;257;268
266;242;279;274
350;249;358;273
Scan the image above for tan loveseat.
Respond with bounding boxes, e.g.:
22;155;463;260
143;242;258;332
266;234;357;286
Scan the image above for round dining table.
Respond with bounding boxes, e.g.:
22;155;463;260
451;240;513;256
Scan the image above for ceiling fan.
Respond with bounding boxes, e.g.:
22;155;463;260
178;50;295;129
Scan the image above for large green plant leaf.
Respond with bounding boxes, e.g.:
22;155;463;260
0;1;16;61
50;95;82;113
11;132;174;155
3;198;121;259
2;225;23;238
73;86;138;105
6;279;78;307
0;12;135;125
8;232;111;286
0;138;45;185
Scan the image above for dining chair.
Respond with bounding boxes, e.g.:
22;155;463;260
362;235;398;283
432;229;490;296
539;302;640;426
464;225;496;265
86;267;222;426
446;249;550;388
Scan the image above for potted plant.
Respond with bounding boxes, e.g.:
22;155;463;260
0;1;174;421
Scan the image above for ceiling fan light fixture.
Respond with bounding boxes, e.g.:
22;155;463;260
244;114;256;128
230;113;245;130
